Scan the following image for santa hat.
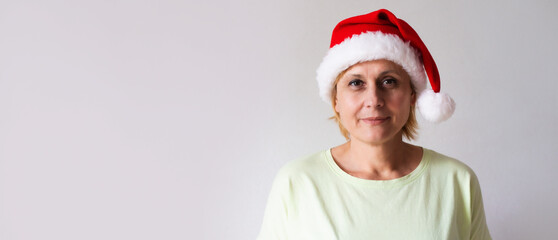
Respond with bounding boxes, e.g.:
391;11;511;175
316;9;455;123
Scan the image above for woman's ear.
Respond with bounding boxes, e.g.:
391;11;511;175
334;98;339;112
410;91;417;106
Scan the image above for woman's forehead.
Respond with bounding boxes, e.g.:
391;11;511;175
343;60;408;77
347;59;402;71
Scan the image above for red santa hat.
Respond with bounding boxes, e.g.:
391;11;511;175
316;9;455;123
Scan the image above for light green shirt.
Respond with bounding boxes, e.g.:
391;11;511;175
258;148;491;240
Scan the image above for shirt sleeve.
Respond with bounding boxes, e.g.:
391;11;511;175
469;172;492;240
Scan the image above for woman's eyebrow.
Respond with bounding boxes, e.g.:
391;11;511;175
345;70;400;79
379;70;400;76
346;73;364;78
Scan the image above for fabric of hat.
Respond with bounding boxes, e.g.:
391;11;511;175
316;9;455;123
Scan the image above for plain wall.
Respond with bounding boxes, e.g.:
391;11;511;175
1;0;557;239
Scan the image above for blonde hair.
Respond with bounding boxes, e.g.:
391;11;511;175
329;69;418;141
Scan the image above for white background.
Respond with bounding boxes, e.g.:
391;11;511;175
1;0;557;239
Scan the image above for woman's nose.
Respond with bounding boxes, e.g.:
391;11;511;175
364;87;384;108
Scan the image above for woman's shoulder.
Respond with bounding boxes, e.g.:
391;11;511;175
273;149;331;182
423;148;478;179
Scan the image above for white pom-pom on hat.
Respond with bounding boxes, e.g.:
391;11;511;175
417;89;456;123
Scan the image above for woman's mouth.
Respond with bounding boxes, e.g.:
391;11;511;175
360;117;390;125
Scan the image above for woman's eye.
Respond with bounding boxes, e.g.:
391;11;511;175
348;79;364;87
381;78;397;87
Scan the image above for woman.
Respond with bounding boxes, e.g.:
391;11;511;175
258;9;491;239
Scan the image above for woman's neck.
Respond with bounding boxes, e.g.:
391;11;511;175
331;136;422;180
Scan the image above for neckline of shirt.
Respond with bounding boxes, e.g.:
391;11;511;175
323;147;431;189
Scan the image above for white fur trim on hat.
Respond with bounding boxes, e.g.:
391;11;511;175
316;31;427;103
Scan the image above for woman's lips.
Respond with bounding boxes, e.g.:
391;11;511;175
360;116;390;125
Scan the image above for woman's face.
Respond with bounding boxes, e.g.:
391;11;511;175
334;59;415;145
